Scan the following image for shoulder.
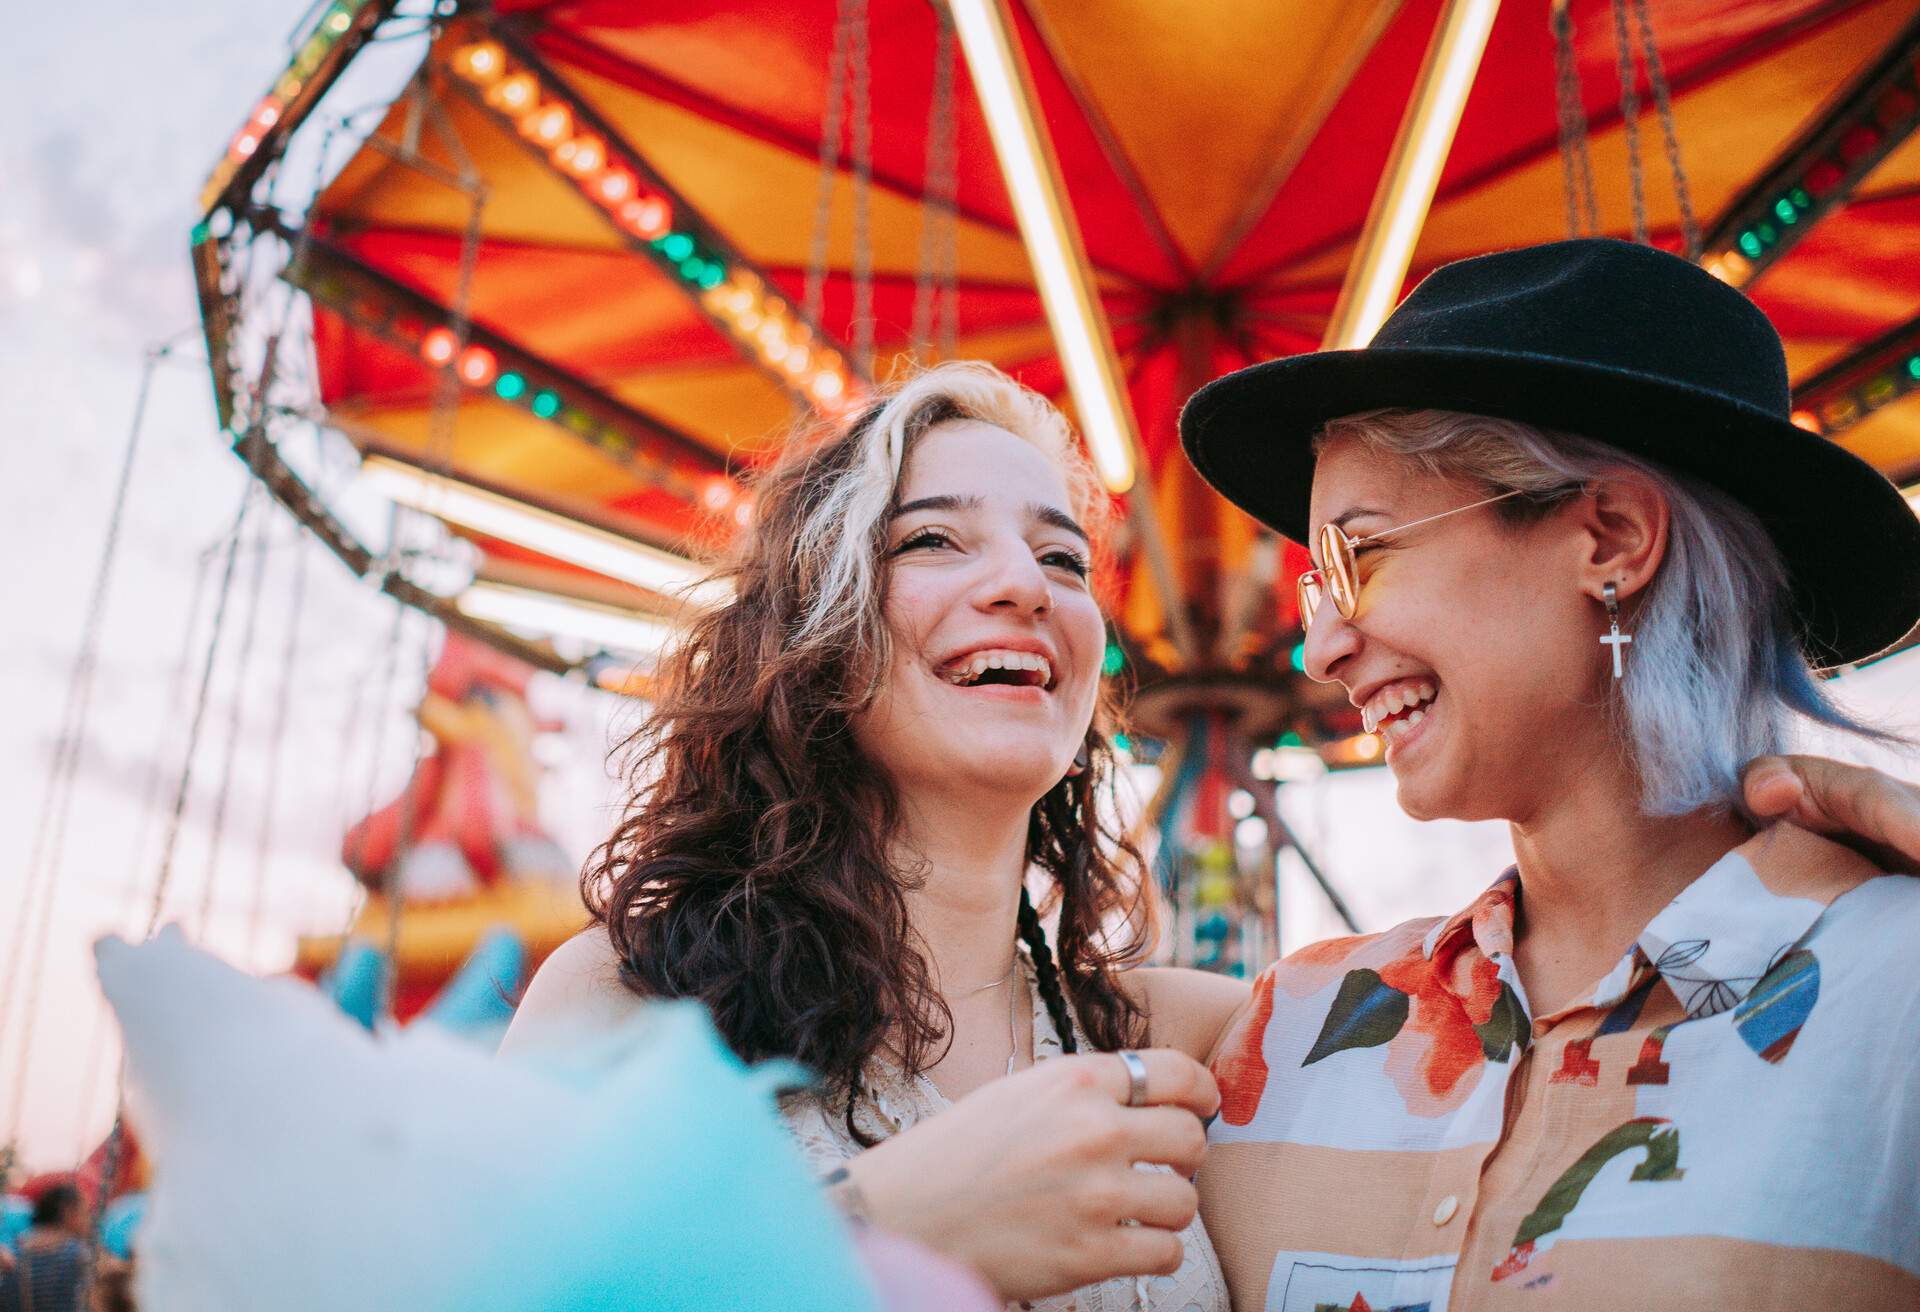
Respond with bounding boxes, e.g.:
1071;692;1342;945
1205;918;1442;1063
497;927;648;1057
1121;967;1252;1062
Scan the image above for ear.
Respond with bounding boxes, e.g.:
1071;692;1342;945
1570;470;1669;606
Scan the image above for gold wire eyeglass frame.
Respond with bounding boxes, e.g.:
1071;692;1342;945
1296;488;1532;626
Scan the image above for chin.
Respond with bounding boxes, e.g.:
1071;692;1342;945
1390;762;1473;823
942;742;1071;801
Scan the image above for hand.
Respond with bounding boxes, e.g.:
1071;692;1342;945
1743;754;1920;872
841;1048;1219;1302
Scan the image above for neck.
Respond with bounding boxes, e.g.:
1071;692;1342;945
890;785;1033;998
1506;736;1751;1014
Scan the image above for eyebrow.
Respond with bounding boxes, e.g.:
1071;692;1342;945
1332;505;1393;531
892;494;1089;544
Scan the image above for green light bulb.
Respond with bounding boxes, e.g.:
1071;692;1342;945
697;262;726;290
1278;731;1304;748
531;390;561;419
1756;221;1777;245
1906;356;1920;381
1774;198;1797;224
1738;232;1763;259
658;233;695;262
1289;643;1307;673
679;257;705;281
1101;642;1125;677
1113;733;1132;754
494;372;527;401
1790;188;1812;210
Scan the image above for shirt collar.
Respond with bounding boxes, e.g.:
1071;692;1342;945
1421;825;1879;1019
1422;868;1519;965
1632;823;1879;1018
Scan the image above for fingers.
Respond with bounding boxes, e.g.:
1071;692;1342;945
1741;755;1806;819
1078;1048;1220;1119
1100;1223;1187;1280
1110;1168;1201;1232
1113;1105;1209;1177
1744;754;1920;872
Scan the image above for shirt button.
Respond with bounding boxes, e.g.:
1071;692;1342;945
1433;1195;1460;1226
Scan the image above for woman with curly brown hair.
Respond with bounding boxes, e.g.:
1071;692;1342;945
507;361;1235;1308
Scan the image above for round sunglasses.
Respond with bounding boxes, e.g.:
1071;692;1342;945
1296;488;1531;626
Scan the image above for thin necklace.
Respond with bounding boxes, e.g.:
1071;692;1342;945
955;958;1016;996
1005;955;1022;1076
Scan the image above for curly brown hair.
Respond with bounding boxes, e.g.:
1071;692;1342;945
582;363;1149;1122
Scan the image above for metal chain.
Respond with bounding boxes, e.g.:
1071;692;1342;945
1633;0;1698;257
242;531;311;959
805;5;853;331
193;487;272;939
1550;0;1599;237
847;0;874;374
0;347;163;1156
141;476;258;938
913;5;960;359
1611;0;1648;244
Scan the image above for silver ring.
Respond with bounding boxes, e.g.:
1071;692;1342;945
1117;1050;1149;1108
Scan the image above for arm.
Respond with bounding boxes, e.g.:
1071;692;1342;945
497;928;648;1058
1123;966;1254;1065
1743;755;1920;873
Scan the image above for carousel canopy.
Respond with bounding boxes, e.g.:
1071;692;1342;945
195;0;1920;757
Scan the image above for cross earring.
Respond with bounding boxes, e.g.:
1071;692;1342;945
1600;580;1633;679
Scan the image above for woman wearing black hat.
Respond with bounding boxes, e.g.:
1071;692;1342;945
1180;239;1920;1310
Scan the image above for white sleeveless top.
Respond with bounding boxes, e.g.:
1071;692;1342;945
779;948;1228;1312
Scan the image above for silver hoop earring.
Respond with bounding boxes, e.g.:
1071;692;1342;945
1600;581;1633;680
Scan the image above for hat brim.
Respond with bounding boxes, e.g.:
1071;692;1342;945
1180;344;1920;669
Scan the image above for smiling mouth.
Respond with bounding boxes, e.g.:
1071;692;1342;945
1361;679;1437;742
938;649;1055;691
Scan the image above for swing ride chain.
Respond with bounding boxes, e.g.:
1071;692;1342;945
1550;0;1599;238
1554;0;1693;257
0;346;166;1162
804;2;853;333
1609;0;1648;245
914;5;960;360
241;530;311;957
805;0;876;375
1632;0;1698;258
848;0;874;374
192;478;274;939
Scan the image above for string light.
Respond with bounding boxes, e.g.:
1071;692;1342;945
456;345;497;386
441;32;864;419
420;328;458;366
199;0;374;214
1699;34;1920;287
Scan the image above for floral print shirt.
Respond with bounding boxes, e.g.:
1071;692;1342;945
1199;825;1920;1311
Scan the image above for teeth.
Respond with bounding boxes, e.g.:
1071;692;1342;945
1362;679;1437;736
941;649;1053;687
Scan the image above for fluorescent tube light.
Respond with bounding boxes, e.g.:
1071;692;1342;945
950;0;1138;494
357;455;729;610
454;581;678;656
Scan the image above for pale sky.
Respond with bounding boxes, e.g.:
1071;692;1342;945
1;2;1916;1176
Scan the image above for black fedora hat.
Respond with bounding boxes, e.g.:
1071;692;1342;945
1179;237;1920;668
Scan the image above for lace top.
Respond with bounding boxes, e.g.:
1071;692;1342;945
780;949;1228;1312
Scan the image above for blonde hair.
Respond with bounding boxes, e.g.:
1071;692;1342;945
1317;408;1891;816
782;360;1107;668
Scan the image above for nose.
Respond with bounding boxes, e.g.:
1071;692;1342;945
1300;603;1360;684
972;538;1053;616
